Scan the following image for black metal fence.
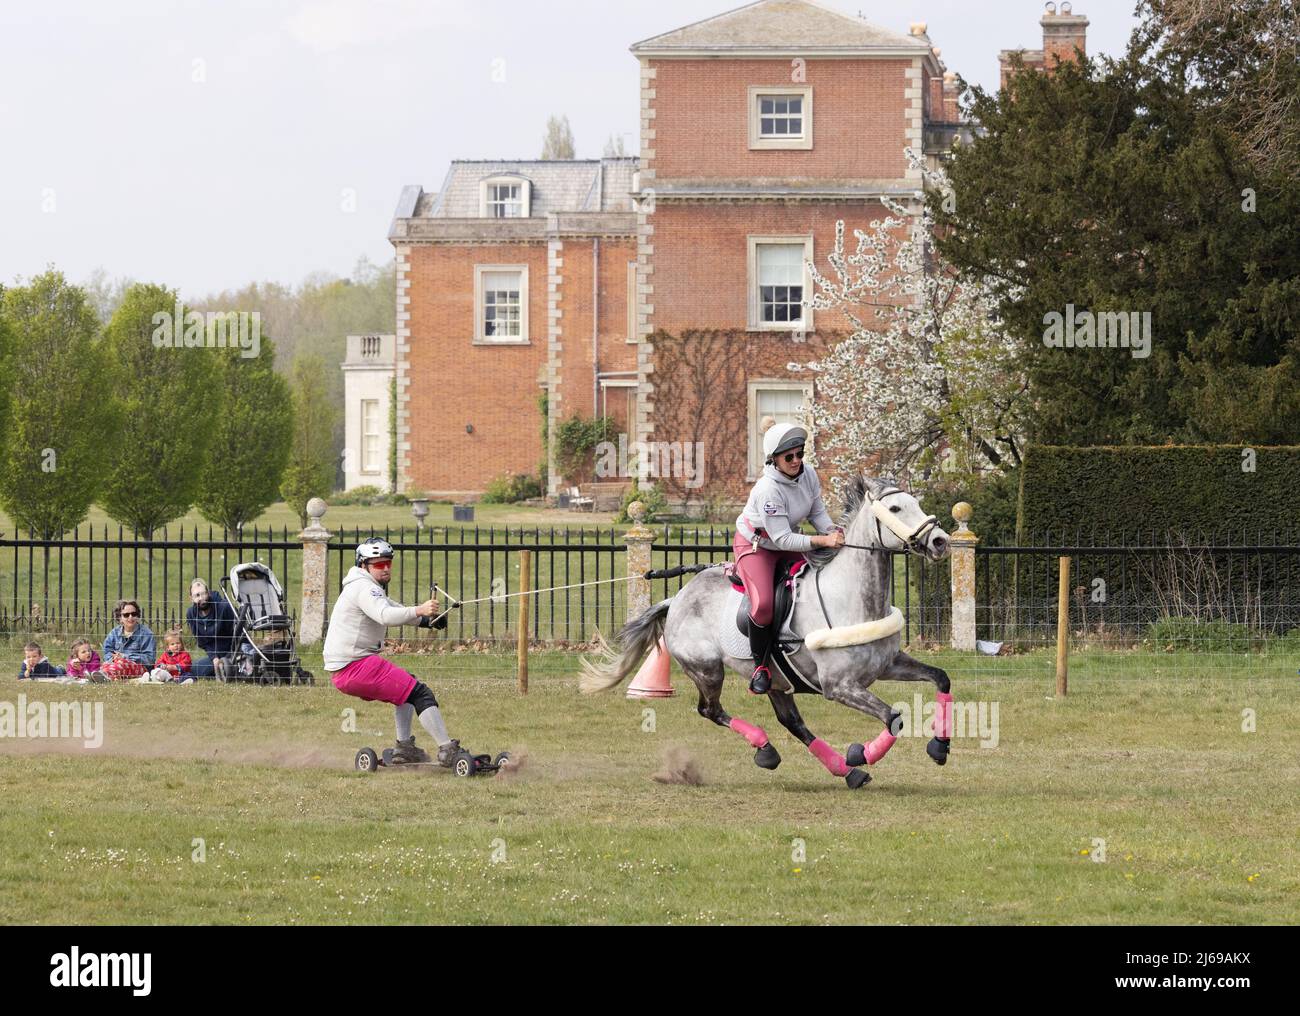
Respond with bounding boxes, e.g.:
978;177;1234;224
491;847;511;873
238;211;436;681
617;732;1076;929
978;530;1300;646
0;525;298;639
4;524;1297;651
325;526;626;643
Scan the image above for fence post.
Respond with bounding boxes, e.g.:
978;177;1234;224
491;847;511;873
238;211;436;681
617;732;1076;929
1056;555;1071;697
949;502;979;650
624;501;653;625
298;498;331;645
517;549;530;695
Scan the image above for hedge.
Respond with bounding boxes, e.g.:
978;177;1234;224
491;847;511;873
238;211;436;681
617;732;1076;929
1017;445;1300;542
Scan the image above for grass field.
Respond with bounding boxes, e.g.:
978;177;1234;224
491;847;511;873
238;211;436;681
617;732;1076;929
1;644;1296;925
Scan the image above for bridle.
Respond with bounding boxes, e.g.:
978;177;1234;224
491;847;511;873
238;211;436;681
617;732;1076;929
840;486;939;556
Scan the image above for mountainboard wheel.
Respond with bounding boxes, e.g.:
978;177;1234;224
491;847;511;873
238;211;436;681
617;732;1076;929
453;751;476;778
355;747;380;772
494;751;510;769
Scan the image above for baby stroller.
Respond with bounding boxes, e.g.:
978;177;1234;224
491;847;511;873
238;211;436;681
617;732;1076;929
219;561;314;686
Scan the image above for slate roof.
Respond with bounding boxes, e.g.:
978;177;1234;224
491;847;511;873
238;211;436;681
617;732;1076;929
424;158;640;218
630;0;932;54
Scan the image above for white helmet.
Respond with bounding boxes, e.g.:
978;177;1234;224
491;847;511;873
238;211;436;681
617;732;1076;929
763;423;808;462
356;537;394;567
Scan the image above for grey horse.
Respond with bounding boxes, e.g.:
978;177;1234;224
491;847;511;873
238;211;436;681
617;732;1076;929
581;476;955;789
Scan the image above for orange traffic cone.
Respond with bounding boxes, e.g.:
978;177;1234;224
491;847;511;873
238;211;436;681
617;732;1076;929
626;637;675;699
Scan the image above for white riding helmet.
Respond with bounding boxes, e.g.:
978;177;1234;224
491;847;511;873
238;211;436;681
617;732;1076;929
764;423;808;463
356;537;395;567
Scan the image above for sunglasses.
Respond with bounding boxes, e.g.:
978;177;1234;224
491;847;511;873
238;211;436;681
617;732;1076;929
121;611;139;618
781;449;805;464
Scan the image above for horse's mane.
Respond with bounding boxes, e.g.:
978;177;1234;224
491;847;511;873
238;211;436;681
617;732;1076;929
839;474;897;526
840;474;869;525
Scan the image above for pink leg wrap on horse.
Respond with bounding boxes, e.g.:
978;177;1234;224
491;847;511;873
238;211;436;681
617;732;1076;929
864;729;898;765
808;738;850;777
935;691;954;739
729;717;769;748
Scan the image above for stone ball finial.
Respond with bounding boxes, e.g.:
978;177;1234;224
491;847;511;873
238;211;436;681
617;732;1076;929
759;415;776;434
627;500;646;522
952;502;972;525
307;498;327;522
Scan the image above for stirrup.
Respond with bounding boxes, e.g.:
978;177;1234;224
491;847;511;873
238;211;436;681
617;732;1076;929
749;666;772;695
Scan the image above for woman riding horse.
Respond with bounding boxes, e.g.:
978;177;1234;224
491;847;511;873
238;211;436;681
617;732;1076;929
734;422;845;695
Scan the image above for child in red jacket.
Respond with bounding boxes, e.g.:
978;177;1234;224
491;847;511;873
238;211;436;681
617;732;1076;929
155;630;194;683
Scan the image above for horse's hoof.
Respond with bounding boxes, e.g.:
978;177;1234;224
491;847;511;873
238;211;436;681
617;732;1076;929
754;743;782;770
845;768;871;790
845;742;867;768
927;737;950;766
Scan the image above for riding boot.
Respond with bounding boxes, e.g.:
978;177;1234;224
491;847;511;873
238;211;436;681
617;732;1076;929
748;620;775;695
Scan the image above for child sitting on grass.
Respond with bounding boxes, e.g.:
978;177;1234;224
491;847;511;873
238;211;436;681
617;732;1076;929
65;639;105;681
152;630;194;684
18;642;65;680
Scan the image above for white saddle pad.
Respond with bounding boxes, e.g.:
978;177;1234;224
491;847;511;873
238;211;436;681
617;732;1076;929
717;581;806;661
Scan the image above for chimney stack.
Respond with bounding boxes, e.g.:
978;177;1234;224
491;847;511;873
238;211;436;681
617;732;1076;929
942;71;960;123
1041;1;1089;65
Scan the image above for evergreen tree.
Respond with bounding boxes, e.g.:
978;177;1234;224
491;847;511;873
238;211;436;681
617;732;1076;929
99;284;221;535
194;334;293;531
280;353;337;527
0;271;122;537
936;34;1300;445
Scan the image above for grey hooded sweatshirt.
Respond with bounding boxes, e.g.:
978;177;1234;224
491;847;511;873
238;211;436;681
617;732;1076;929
323;566;419;672
736;463;836;552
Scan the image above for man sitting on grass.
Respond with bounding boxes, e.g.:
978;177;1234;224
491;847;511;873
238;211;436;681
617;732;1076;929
186;579;238;680
324;538;462;766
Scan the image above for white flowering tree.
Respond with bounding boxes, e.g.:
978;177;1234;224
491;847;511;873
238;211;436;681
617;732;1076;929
790;149;1027;498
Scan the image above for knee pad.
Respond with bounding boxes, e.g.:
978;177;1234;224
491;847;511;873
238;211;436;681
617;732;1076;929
406;682;437;714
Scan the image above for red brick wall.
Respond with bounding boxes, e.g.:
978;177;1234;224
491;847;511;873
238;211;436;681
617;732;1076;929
405;243;549;496
646;201;912;502
649;201;900;335
556;237;638;421
648;58;911;181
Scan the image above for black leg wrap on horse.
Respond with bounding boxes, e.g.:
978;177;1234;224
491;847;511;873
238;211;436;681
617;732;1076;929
926;737;950;766
406;682;438;714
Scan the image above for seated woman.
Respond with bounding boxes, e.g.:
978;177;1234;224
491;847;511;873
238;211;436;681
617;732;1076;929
100;600;156;680
185;578;238;679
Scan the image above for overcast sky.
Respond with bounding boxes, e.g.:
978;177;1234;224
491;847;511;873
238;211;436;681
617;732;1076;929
0;0;1143;298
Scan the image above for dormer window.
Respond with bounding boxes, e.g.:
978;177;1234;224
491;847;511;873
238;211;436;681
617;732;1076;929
480;176;531;218
749;86;813;150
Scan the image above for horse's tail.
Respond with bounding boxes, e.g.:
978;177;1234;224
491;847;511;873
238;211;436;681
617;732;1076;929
579;598;672;694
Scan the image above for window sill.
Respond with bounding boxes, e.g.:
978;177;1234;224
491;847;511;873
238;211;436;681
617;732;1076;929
748;139;813;151
472;339;532;346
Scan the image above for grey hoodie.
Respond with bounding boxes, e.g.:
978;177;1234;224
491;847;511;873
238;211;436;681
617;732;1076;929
736;463;836;552
323;566;419;672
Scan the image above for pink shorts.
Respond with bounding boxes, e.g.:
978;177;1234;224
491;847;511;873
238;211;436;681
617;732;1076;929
329;655;417;706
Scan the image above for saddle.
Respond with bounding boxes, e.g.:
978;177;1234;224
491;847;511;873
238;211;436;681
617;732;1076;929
727;557;808;638
719;557;820;694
